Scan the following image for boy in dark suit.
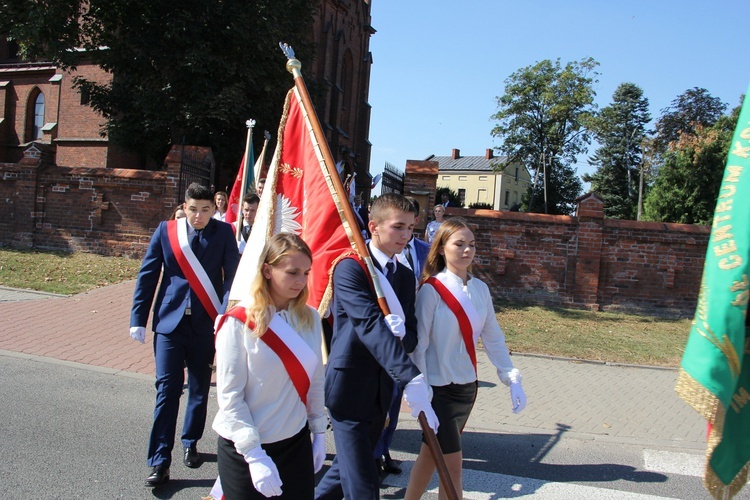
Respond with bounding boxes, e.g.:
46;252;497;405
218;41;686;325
374;196;431;475
129;182;240;487
315;193;439;500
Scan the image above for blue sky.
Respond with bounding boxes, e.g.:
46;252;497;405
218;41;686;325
366;0;750;191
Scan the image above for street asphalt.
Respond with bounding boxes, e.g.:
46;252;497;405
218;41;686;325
0;282;712;499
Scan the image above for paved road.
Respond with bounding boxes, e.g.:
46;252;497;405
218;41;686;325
0;281;732;499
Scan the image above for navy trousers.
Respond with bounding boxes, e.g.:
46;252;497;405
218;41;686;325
373;384;403;458
147;315;215;467
314;408;386;500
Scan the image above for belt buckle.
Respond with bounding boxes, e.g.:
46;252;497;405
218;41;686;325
185;307;192;316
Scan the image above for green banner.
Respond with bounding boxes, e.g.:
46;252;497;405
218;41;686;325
676;84;750;499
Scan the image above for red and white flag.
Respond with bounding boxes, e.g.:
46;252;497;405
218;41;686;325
226;122;257;226
225;154;249;225
228;86;359;313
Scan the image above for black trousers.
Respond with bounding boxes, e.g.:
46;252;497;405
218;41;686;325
217;425;313;500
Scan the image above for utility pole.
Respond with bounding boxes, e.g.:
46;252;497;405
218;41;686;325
637;160;644;221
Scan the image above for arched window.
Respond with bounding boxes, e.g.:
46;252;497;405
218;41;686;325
33;92;45;140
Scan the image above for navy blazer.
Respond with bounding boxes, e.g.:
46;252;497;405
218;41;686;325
130;218;240;335
412;237;430;277
324;255;420;421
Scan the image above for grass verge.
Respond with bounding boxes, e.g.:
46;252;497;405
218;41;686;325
496;301;692;368
0;248;141;295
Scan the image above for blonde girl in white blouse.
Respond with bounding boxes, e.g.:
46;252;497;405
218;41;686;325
405;218;527;500
212;233;326;499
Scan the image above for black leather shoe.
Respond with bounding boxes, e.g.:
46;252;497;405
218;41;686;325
183;444;202;468
145;465;170;487
382;453;402;474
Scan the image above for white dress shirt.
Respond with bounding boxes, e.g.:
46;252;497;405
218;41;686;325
212;307;327;456
369;242;399;274
412;268;517;387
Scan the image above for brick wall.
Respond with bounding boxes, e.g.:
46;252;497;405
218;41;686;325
451;192;710;316
1;148;711;314
0;144;187;257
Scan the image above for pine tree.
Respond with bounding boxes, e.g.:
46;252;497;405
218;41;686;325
584;83;650;219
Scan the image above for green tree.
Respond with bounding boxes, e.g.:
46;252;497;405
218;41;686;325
583;83;650;219
0;0;317;170
491;58;598;215
653;87;727;152
643;105;740;224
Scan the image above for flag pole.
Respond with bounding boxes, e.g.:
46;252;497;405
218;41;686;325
236;119;255;241
255;130;271;191
280;43;459;500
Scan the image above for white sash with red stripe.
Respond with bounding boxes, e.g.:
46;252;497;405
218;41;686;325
211;309;318;500
216;306;317;405
263;313;318;405
425;273;484;371
166;218;222;319
374;267;405;322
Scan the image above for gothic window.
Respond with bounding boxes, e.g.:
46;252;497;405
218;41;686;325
28;89;45;141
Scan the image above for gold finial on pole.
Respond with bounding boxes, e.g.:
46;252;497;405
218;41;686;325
279;42;302;78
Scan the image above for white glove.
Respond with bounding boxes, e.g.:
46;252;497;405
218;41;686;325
384;314;405;339
510;381;527;414
129;326;146;344
403;374;439;432
244;446;283;497
237;238;246;254
312;433;326;473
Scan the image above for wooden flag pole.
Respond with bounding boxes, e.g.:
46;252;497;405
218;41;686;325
236;119;255;241
280;43;459;500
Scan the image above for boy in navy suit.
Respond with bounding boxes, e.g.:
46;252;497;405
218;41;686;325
374;196;431;475
130;183;239;487
315;193;439;500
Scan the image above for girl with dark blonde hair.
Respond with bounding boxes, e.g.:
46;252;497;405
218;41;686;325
406;218;528;499
212;233;326;499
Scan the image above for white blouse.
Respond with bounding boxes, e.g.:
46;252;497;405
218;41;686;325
212;307;327;457
413;269;517;387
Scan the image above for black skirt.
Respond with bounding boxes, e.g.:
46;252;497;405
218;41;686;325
423;382;477;454
217;424;313;500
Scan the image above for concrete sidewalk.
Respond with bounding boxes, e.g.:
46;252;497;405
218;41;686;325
0;281;706;450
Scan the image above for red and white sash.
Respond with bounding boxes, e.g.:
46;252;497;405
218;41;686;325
424;274;483;372
166;219;222;319
216;306;318;405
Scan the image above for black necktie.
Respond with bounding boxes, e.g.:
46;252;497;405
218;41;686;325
192;229;202;254
405;244;415;271
242;224;251;241
385;261;396;286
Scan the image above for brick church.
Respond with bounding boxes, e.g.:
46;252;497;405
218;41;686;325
0;1;376;254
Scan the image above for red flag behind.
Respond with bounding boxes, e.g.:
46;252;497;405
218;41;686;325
225;155;246;225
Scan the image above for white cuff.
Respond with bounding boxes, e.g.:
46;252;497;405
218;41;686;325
499;367;522;386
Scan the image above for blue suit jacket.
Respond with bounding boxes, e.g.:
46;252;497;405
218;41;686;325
130;218;240;335
413;238;430;277
324;255;420;421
